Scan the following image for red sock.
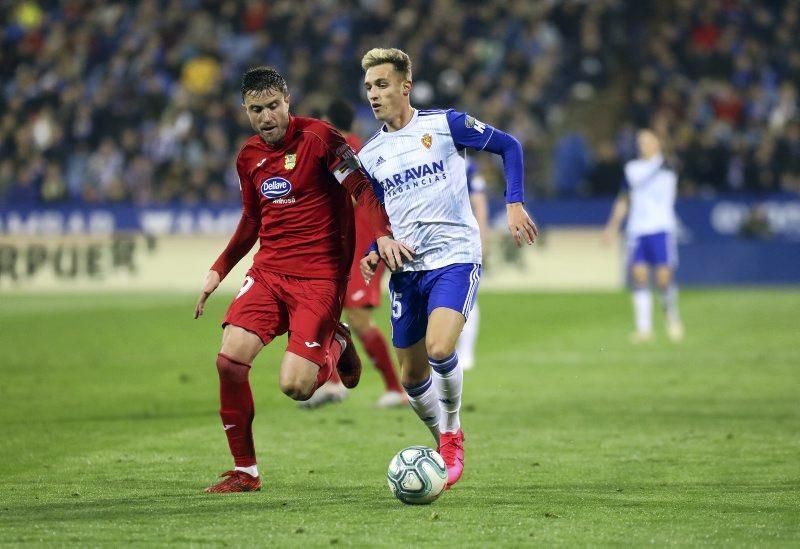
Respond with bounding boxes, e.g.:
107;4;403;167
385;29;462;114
216;353;256;467
360;326;402;392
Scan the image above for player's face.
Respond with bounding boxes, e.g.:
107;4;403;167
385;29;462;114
637;130;661;159
243;89;291;144
364;63;411;122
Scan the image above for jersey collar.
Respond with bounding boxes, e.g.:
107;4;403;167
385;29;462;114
381;108;418;134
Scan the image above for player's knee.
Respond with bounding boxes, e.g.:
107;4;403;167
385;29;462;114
426;341;455;362
216;353;251;383
280;380;313;401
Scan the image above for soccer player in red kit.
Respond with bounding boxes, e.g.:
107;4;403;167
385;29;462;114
194;67;412;493
300;99;405;409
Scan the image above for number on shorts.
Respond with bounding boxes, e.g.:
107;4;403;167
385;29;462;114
390;290;402;319
236;275;254;299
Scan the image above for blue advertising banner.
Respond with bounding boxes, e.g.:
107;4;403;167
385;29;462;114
2;195;799;285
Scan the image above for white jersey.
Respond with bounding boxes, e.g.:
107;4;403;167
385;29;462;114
624;153;677;237
358;109;483;271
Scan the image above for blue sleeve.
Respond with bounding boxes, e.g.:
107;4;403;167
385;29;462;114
367;173;385;204
447;110;524;203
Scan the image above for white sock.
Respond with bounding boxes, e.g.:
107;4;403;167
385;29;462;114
235;465;259;477
661;285;681;324
403;376;441;443
633;288;653;334
456;302;479;369
429;353;462;434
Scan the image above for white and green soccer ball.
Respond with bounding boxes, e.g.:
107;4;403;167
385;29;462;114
387;446;447;505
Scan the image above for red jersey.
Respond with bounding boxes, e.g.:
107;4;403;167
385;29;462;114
211;116;390;281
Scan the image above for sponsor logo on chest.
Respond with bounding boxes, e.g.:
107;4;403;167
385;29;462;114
378;160;447;198
261;177;293;199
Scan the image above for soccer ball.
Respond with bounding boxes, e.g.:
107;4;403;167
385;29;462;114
387;446;447;505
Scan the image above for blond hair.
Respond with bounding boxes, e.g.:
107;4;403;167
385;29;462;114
361;48;413;81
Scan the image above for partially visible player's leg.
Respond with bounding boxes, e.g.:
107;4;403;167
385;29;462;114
655;265;683;341
279;352;328;401
346;307;404;404
425;263;480;488
396;338;440;443
630;262;653;341
455;301;479;370
206;271;282;493
206;327;264;493
628;235;653;342
654;232;683;342
390;271;440;440
283;276;359;399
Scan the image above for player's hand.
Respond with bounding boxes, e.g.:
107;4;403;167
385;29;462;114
360;251;381;284
376;235;415;271
194;270;221;319
506;203;538;247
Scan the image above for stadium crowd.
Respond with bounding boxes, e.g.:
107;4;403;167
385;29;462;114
2;1;797;205
619;0;800;196
0;0;625;205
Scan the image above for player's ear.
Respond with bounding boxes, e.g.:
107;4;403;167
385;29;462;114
403;81;412;96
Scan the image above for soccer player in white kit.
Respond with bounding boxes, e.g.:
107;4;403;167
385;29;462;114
603;129;684;343
357;48;537;488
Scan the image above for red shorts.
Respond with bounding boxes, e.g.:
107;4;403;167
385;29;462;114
343;260;384;308
223;268;345;366
344;205;386;309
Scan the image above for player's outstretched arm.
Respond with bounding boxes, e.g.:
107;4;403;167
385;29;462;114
507;202;538;247
194;269;221;319
602;194;629;244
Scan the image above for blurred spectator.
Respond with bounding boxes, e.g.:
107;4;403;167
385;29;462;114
588;140;624;196
739;204;773;239
552;132;592;197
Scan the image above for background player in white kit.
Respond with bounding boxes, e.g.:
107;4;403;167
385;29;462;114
357;48;537;488
603;129;684;343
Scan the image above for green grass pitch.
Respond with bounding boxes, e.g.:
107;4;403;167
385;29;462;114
1;290;798;546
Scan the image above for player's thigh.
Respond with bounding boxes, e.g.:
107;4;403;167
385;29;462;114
630;263;650;286
285;277;343;367
654;265;673;288
394;338;430;385
388;271;428;349
220;325;264;364
221;270;286;363
426;307;466;359
425;263;480;357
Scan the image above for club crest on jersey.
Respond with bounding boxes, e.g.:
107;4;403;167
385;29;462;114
284;153;297;170
260;177;292;199
421;133;432;149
